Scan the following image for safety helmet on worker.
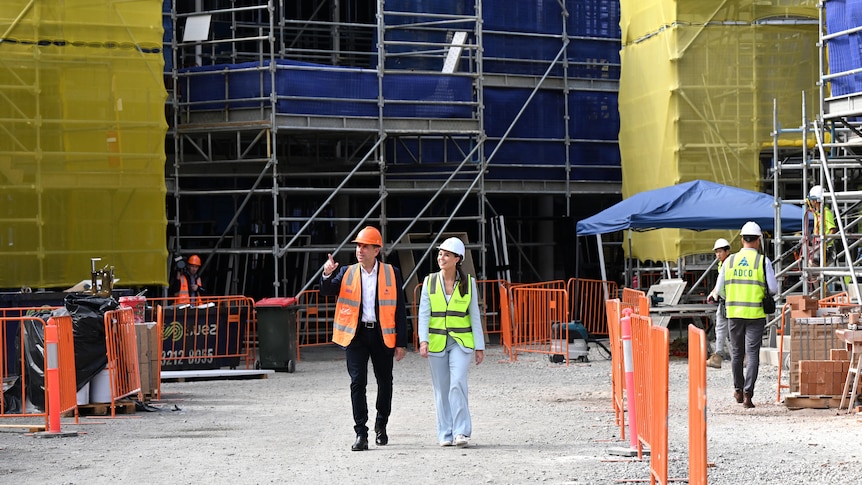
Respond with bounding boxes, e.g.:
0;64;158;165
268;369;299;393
740;221;762;237
713;238;731;251
352;226;383;246
437;237;466;259
187;254;201;266
808;185;823;201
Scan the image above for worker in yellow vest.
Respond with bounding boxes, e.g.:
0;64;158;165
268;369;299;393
320;226;408;451
418;237;484;448
710;221;778;409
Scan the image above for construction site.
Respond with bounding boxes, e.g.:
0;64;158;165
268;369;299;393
4;0;862;482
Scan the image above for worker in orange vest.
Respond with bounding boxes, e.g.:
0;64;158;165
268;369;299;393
320;226;408;451
175;254;203;305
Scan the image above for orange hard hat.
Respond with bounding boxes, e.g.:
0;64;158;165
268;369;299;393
352;226;383;246
187;254;201;266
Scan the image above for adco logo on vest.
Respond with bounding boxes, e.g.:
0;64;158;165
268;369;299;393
732;257;755;278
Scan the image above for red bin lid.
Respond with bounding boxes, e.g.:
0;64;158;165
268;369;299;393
256;297;298;307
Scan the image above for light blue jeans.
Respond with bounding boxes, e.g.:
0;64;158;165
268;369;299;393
428;338;473;443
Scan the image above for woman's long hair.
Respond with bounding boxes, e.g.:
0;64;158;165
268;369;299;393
456;257;468;296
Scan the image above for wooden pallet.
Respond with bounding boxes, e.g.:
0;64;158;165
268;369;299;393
77;400;136;416
784;394;843;410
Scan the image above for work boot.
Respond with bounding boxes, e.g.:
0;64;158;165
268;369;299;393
733;389;744;403
743;392;755;409
374;424;388;446
706;353;723;369
351;435;369;451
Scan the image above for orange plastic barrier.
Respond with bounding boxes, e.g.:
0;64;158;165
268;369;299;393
102;308;143;416
818;291;853;308
776;302;791;403
477;279;508;339
1;310;78;428
604;299;626;442
147;296;256;369
567;277;618;337
295;289;337;360
688;324;708;485
621;288;646;313
499;281;514;357
509;287;569;364
630;312;669;482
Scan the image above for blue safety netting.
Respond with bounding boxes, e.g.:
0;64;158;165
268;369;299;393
825;0;862;96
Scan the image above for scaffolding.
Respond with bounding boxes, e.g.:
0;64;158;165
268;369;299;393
772;0;862;301
166;0;622;298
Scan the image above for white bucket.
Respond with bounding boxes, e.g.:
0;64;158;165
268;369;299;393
89;368;112;403
76;382;90;406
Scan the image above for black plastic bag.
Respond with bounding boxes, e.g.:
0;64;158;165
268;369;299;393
64;293;119;390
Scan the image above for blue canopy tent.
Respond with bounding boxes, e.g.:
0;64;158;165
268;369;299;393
575;180;806;288
577;180;804;235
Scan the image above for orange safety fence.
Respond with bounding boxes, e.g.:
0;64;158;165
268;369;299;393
295;289;336;360
630;312;669;482
776;302;792;403
102;308;143;417
688;324;708;485
1;310;78;428
566;277;618;337
509;287;569;364
146;295;255;369
622;288;649;315
604;299;626;442
818;291;853;308
477;279;508;339
498;281;514;357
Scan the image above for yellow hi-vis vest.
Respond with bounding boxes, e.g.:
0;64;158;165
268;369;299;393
425;272;474;352
724;249;767;320
331;263;398;348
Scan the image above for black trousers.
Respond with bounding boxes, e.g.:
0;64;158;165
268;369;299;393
345;323;395;437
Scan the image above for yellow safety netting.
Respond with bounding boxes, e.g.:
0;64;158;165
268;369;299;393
0;1;168;288
618;0;818;261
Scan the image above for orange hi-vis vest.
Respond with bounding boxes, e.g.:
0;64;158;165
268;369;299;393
177;274;200;305
332;262;398;348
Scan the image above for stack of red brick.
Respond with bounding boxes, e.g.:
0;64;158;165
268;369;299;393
786;294;848;396
798;349;851;396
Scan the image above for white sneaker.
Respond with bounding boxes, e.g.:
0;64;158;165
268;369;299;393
439;440;453;447
454;434;469;447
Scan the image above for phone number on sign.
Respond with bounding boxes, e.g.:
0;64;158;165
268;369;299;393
162;348;215;366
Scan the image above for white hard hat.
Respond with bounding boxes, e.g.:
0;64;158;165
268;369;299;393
740;221;763;237
437;237;465;258
808;185;823;201
713;238;731;250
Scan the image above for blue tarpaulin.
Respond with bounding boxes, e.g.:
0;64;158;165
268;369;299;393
576;180;805;235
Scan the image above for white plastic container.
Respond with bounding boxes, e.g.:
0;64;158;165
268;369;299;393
89;368;112;403
76;382;90;405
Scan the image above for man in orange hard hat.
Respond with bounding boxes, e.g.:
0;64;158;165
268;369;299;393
319;226;408;451
175;254;203;305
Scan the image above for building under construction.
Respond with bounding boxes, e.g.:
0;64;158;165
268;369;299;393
5;0;860;303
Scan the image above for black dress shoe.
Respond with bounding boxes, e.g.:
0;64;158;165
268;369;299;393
375;426;388;446
351;435;369;451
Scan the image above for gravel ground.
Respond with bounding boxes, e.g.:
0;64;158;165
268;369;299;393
2;341;862;484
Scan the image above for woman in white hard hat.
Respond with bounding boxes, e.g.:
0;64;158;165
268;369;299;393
418;236;484;448
706;238;732;369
